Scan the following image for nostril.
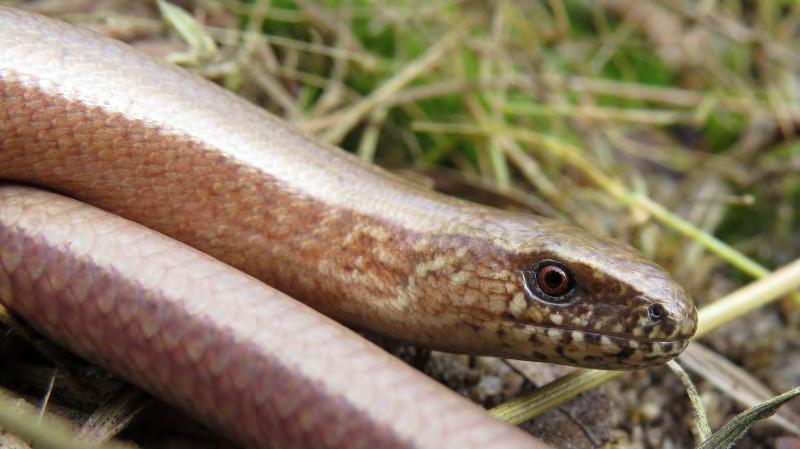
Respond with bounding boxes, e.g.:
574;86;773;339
648;303;667;322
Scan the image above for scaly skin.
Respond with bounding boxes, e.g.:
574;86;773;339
0;186;546;449
0;7;696;369
0;5;698;447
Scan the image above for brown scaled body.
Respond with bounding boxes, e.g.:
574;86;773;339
0;186;544;449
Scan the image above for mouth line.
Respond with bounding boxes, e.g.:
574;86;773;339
490;318;690;368
509;318;688;347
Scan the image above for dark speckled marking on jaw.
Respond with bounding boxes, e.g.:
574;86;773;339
616;346;636;360
584;333;602;345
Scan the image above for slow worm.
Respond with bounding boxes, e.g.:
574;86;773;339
0;6;698;449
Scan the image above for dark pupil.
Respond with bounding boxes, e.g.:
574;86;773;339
543;271;563;289
535;263;571;297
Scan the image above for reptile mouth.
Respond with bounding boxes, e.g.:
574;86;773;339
501;319;690;369
607;335;690;367
548;329;690;369
563;328;688;365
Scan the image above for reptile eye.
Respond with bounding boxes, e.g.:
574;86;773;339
537;264;571;296
523;260;574;302
648;303;667;322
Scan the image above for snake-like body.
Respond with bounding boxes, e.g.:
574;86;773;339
0;7;697;449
